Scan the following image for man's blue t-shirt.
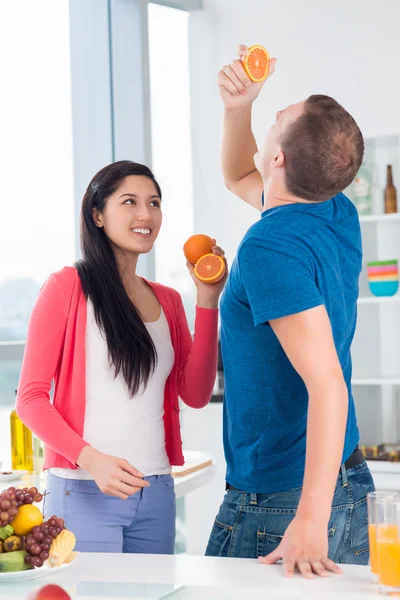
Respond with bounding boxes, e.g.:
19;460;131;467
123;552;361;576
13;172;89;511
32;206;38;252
220;193;362;493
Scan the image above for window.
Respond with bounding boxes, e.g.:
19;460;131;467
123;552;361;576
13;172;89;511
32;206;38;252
148;3;196;329
0;0;74;464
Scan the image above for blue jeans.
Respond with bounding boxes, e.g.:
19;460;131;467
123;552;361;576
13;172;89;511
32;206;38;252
43;472;176;554
206;461;375;564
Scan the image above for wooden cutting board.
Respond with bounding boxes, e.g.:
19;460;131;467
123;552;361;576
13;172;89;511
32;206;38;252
172;458;213;477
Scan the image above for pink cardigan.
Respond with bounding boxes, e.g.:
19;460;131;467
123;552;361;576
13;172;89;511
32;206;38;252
16;266;218;469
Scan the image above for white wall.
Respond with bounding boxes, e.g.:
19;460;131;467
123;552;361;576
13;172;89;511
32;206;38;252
189;0;400;261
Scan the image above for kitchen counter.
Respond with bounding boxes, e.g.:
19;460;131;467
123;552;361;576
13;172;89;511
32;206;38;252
0;552;384;599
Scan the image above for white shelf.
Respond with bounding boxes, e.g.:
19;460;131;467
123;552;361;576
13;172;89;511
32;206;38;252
352;378;400;386
359;213;400;224
358;295;400;304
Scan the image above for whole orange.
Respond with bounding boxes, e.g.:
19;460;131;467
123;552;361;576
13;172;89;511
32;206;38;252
10;504;43;536
183;234;214;264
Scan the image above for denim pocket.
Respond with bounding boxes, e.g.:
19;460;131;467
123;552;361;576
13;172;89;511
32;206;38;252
67;480;103;496
256;530;282;558
206;518;233;557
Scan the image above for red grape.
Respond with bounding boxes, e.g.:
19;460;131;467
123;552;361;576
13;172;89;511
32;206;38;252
28;487;38;496
30;544;41;556
31;557;43;568
34;494;43;503
23;512;66;568
24;494;34;504
25;555;33;565
0;499;10;510
0;512;9;522
1;492;10;501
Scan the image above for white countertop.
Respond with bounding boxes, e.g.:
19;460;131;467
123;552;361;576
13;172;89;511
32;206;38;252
0;552;384;599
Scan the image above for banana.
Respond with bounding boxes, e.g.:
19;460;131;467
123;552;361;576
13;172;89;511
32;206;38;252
4;535;23;552
0;550;32;572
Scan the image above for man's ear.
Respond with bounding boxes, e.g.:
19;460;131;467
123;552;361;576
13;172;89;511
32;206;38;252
272;149;285;168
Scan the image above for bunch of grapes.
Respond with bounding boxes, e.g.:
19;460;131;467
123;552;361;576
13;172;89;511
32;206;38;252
24;516;65;568
15;486;43;506
0;489;18;527
0;486;44;527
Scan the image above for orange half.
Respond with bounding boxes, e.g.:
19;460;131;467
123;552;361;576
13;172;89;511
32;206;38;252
194;254;225;284
242;45;270;82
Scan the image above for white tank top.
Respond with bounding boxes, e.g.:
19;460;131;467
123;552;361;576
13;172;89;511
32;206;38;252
50;300;175;480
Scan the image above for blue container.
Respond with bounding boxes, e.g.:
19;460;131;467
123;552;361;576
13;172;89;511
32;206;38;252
368;280;399;297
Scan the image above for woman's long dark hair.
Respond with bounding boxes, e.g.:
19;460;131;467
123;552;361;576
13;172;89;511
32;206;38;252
75;160;162;396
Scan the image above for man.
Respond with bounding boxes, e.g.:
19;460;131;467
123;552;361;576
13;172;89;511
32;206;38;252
205;46;374;578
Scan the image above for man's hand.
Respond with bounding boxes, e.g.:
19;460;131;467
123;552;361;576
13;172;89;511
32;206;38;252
217;45;277;109
258;516;343;578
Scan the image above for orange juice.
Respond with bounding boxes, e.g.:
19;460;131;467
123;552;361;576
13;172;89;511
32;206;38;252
377;524;400;587
369;524;378;574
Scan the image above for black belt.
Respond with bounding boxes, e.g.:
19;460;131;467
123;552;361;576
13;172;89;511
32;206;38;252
226;446;364;492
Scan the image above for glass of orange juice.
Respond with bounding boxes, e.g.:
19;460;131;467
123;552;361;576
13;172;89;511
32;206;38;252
367;491;399;582
376;496;400;595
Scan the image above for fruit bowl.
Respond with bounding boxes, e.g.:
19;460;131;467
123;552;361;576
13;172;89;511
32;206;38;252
0;485;77;579
0;551;79;582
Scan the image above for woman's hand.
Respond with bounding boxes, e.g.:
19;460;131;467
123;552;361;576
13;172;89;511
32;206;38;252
77;446;149;499
186;242;228;309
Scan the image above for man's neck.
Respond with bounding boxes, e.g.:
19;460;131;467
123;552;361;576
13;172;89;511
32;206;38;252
263;180;321;211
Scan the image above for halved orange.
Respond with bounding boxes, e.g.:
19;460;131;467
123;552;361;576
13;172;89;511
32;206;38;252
194;254;225;284
183;234;215;265
241;45;270;83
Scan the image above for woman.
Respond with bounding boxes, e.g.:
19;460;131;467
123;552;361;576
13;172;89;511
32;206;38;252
16;160;226;554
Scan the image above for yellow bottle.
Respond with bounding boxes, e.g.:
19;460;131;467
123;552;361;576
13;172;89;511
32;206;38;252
10;390;33;472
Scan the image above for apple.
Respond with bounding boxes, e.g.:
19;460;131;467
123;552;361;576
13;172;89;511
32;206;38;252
27;584;71;600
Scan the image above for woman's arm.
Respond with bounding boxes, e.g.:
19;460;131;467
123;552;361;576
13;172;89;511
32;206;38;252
16;274;89;465
175;295;219;409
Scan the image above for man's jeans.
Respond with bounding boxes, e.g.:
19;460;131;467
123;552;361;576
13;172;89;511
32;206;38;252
206;461;374;564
